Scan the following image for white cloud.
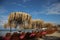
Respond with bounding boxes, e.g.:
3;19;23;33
30;11;44;14
17;4;27;8
12;2;17;4
0;11;6;26
41;3;60;15
0;8;8;14
46;3;60;15
11;2;27;8
22;0;31;3
0;15;8;27
31;3;60;15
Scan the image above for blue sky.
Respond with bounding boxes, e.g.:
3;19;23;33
0;0;60;28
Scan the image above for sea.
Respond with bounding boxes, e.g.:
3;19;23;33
0;27;35;36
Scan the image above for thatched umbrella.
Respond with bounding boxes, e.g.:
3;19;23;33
44;23;53;28
31;19;44;29
44;23;57;34
4;12;32;32
4;23;8;28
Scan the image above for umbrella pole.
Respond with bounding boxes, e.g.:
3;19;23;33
10;26;12;32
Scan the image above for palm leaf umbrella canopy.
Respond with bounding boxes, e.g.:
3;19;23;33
43;23;57;34
4;12;32;29
44;23;53;28
31;19;44;29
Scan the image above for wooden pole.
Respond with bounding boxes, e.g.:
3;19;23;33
10;26;12;32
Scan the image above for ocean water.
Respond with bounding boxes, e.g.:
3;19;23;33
0;27;34;36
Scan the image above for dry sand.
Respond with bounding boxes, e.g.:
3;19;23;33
46;31;60;37
38;31;60;40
